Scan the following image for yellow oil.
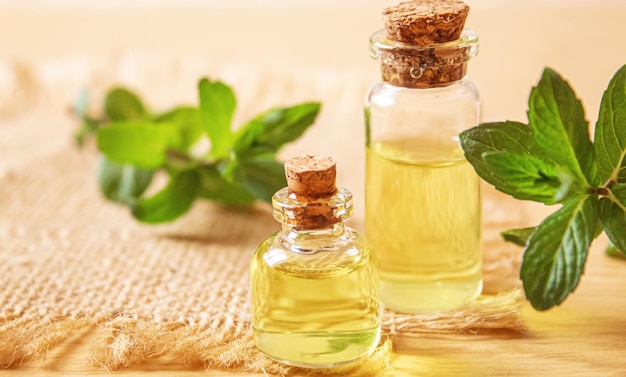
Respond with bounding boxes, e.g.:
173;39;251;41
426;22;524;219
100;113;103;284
366;136;482;312
250;231;380;368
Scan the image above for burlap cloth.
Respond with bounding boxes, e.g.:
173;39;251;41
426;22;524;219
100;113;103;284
0;56;532;376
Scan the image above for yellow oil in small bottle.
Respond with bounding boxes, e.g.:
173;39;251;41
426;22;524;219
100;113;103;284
365;136;482;312
251;155;380;368
251;231;380;367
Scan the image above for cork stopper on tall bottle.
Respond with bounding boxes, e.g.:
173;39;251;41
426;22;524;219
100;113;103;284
383;0;469;45
372;0;475;88
282;155;342;229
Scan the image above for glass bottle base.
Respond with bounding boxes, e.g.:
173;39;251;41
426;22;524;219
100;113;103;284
253;327;381;368
381;279;483;313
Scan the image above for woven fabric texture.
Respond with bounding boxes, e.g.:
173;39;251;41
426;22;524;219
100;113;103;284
0;58;531;375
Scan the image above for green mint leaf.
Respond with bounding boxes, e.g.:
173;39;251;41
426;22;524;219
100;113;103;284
155;107;204;151
598;192;626;253
98;156;153;205
131;170;200;223
600;199;626;252
198;78;235;158
482;151;572;204
76;77;321;226
105;87;146;121
501;227;537;247
97;121;181;169
233;102;320;153
197;165;255;206
606;241;626;260
460;122;566;204
595;64;626;183
520;195;598;310
612;182;626;203
225;150;286;202
528;68;596;185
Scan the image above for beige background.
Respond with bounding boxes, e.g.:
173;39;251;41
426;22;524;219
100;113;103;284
2;2;626;376
2;1;625;184
2;1;625;117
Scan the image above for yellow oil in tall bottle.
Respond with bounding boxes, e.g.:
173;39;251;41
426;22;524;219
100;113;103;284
366;136;482;312
251;155;380;368
365;5;482;312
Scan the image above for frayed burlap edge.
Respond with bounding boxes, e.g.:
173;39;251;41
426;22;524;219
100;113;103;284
383;289;526;335
1;290;524;376
0;317;94;368
90;317;393;377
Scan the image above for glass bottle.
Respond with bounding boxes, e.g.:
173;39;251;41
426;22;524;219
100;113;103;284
251;155;380;368
364;5;482;313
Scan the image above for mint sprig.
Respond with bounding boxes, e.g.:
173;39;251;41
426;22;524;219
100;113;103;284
74;79;320;223
460;65;626;310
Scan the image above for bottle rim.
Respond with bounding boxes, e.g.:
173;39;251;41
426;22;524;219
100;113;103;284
272;187;354;229
369;28;479;68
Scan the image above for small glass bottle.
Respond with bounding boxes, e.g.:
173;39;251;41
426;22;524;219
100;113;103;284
364;1;482;312
251;155;380;368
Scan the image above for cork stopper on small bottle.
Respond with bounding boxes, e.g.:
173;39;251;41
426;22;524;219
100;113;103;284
282;155;342;229
285;155;337;199
373;0;474;89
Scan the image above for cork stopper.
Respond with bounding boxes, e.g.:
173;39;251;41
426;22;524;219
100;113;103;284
285;155;337;199
372;0;476;89
277;155;347;230
383;0;469;45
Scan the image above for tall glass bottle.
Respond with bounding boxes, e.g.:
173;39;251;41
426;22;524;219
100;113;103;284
251;155;380;368
365;1;482;313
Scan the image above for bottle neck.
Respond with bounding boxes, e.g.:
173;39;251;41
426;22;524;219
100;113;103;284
272;187;354;231
380;62;468;89
277;222;350;255
280;222;347;244
369;28;478;89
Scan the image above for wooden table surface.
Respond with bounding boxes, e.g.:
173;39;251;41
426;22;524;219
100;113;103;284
2;2;626;376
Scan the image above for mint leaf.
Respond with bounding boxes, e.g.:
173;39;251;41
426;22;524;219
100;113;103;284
611;183;626;204
460;122;566;204
520;196;598;310
75;79;321;225
599;199;626;251
105;87;146;121
606;241;626;260
528;68;596;185
460;65;626;311
501;227;537;247
155;107;204;151
97;121;181;169
98;157;153;205
197;165;255;206
225;150;286;202
234;103;321;153
598;191;626;252
595;64;626;183
131;170;200;223
198;79;235;158
482;152;570;204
